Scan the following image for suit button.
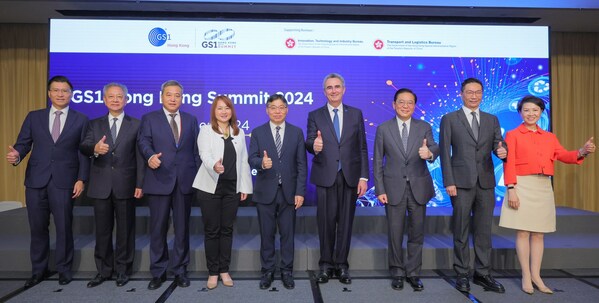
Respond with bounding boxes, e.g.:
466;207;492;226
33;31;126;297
111;166;114;170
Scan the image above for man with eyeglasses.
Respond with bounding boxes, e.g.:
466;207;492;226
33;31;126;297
439;77;508;293
306;73;369;285
6;75;89;288
248;94;307;290
373;88;439;291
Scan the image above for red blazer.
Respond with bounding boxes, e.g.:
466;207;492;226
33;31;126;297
503;123;583;185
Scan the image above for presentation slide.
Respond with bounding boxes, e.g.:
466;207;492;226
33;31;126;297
49;19;550;207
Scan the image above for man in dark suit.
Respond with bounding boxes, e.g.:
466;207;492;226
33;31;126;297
6;75;89;288
137;80;200;290
249;94;307;290
306;73;369;284
373;88;439;291
440;77;507;293
79;83;144;288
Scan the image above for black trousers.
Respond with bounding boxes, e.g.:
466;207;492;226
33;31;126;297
198;179;240;276
316;170;357;270
25;177;74;276
256;187;296;274
93;194;136;277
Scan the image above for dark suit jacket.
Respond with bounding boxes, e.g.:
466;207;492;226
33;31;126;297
373;117;439;205
249;122;307;205
137;109;200;195
80;114;144;199
305;104;369;187
439;109;506;189
12;108;89;189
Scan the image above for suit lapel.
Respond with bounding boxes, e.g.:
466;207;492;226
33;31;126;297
112;115;131;149
390;117;407;157
405;120;417;156
56;110;76;144
42;108;53;142
319;106;337;143
160;111;178;149
457;109;477;142
339;105;350;144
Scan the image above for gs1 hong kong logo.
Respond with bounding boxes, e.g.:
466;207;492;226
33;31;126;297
202;28;235;48
148;27;171;47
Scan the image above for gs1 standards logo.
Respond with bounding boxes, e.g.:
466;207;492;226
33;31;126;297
202;28;236;48
148;27;170;47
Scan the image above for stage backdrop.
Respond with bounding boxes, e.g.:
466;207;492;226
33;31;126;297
49;19;550;207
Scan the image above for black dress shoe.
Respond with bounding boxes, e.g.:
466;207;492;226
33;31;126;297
24;273;45;289
87;273;108;288
338;268;351;284
316;269;333;283
455;274;470;292
175;274;190;287
473;273;505;293
281;272;295;289
259;272;274;289
148;274;167;290
58;273;72;285
406;276;424;291
116;273;129;287
391;277;404;290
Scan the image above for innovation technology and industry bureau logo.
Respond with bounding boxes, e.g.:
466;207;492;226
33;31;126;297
202;28;236;48
148;27;170;47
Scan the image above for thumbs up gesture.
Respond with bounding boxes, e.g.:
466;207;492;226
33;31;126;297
418;139;432;160
579;136;596;157
6;145;20;164
94;135;110;155
314;130;323;153
149;152;162;169
262;150;273;169
496;141;507;159
214;158;225;174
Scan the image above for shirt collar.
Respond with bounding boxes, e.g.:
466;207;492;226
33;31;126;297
50;105;69;115
517;123;545;134
270;121;285;131
162;107;179;117
462;105;479;116
327;102;343;112
109;111;125;120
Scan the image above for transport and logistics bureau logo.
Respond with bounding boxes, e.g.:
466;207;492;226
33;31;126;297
148;27;171;47
202;28;237;48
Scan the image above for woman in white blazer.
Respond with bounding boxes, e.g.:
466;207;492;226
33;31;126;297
193;95;252;289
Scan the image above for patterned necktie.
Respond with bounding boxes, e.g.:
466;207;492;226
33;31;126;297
51;111;63;142
169;113;179;144
333;108;340;142
110;117;118;142
471;111;479;140
401;122;408;151
275;126;282;158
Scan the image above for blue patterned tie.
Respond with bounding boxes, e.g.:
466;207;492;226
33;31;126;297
333;108;340;143
275;126;282;158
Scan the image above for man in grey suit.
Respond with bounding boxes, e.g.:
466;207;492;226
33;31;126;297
440;78;507;293
306;73;369;284
80;83;144;288
374;88;439;291
249;94;307;290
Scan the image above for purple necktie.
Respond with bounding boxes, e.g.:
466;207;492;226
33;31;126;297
52;111;63;142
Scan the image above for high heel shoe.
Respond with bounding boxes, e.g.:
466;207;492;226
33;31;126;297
220;272;234;287
521;287;534;295
532;281;553;294
207;275;218;290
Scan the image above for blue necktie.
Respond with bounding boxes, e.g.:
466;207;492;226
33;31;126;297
333;108;340;143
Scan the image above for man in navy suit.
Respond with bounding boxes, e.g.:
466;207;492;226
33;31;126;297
249;94;307;290
6;75;89;288
305;73;369;284
373;88;439;291
440;78;507;293
80;83;144;288
137;80;200;290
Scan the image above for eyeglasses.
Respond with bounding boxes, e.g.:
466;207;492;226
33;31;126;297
464;90;483;96
395;100;415;107
268;106;288;111
49;88;72;94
